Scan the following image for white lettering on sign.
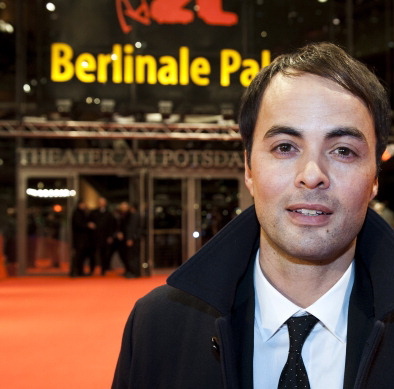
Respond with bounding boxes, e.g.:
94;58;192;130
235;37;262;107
18;148;244;169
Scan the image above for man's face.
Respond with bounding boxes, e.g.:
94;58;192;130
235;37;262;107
119;202;129;212
245;73;378;263
98;198;107;208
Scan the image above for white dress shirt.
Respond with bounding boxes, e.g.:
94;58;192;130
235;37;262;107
253;250;355;388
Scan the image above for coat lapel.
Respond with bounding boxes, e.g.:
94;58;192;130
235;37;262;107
343;259;375;388
231;255;256;389
214;242;258;389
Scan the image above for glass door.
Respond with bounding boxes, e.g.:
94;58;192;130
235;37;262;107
151;178;184;270
148;175;242;272
199;178;240;248
25;177;75;275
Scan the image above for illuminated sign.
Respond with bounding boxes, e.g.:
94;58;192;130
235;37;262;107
51;43;271;87
116;0;239;33
46;0;270;110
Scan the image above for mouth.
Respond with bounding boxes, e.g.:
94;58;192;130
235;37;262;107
288;208;332;216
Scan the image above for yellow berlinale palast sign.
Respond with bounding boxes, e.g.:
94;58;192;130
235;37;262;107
50;43;271;87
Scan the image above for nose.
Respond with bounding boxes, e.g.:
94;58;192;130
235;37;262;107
295;158;330;189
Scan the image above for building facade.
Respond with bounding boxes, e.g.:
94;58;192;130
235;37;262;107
0;0;393;274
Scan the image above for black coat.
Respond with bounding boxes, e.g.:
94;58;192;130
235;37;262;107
71;208;93;250
112;206;394;389
90;207;116;243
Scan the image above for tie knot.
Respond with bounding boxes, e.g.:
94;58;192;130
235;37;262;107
286;314;319;353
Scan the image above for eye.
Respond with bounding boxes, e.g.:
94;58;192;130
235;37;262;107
331;146;358;159
278;144;292;152
272;142;298;155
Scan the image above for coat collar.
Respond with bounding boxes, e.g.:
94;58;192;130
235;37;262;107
167;206;394;319
355;207;394;320
167;205;259;315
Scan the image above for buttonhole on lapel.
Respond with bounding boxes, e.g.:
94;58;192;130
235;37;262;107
211;336;220;358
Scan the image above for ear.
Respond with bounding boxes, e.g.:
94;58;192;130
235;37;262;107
370;177;378;201
244;151;254;197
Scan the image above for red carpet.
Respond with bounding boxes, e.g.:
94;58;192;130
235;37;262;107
0;274;168;389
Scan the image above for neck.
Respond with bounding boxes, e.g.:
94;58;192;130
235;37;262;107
259;240;355;308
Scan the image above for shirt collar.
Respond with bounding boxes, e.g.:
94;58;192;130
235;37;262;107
254;249;354;343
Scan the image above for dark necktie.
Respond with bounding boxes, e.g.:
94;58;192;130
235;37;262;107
278;314;319;389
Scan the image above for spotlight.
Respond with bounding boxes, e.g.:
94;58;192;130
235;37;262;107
158;100;173;120
56;99;72;113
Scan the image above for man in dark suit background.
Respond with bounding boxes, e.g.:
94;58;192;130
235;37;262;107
70;200;95;276
90;197;116;275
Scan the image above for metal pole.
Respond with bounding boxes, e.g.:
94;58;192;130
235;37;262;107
15;0;26;122
15;0;27;274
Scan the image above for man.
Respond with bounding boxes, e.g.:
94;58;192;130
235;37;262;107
112;42;394;388
70;200;95;276
126;203;142;278
90;197;116;275
112;201;139;278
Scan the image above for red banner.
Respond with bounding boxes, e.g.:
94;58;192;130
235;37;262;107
116;0;238;33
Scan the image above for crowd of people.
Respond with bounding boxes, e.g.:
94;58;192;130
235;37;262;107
70;197;141;278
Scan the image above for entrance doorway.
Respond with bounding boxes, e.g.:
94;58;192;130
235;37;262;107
17;170;248;275
149;175;242;271
76;174;142;276
199;178;240;245
20;174;76;275
152;178;183;269
20;173;140;276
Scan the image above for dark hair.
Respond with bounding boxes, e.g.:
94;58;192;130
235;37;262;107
238;42;391;173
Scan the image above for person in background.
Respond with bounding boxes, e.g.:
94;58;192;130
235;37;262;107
90;197;116;275
44;211;61;269
27;207;39;268
3;207;16;275
112;42;394;388
127;203;141;278
70;200;95;276
112;201;136;278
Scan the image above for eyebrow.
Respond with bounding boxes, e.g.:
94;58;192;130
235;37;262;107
263;125;367;143
324;127;367;143
263;126;302;139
